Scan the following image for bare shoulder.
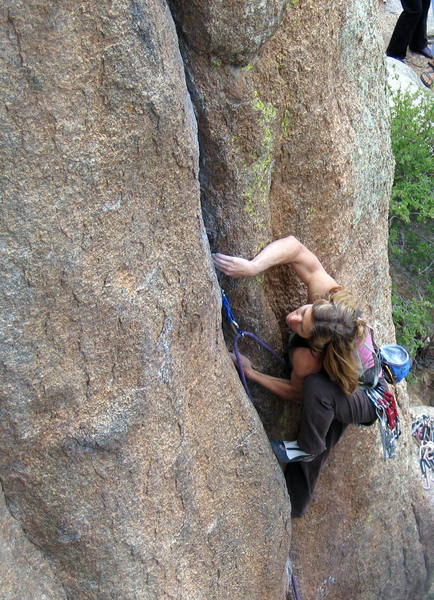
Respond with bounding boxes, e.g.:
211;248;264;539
291;244;339;300
292;347;322;377
307;272;340;302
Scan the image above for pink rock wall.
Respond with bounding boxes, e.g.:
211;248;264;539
1;0;432;598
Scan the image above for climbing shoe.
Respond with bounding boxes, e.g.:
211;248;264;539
270;439;313;463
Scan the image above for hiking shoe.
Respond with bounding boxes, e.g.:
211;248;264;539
270;439;313;463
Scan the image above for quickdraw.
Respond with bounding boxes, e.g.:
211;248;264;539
221;288;285;401
412;414;434;443
412;414;434;490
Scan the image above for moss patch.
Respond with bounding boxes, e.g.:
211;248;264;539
210;57;224;68
281;109;291;139
252;91;278;123
243;93;277;219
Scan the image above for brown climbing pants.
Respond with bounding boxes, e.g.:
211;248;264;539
285;372;379;518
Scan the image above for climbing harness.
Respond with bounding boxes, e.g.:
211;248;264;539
412;414;434;490
221;288;285;400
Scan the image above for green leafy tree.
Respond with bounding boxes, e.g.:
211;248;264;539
390;90;434;223
388;89;434;362
391;290;432;358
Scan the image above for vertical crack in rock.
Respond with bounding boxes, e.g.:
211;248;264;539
165;0;287;255
164;2;293;597
165;0;294;453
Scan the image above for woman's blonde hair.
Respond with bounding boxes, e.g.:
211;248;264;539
310;287;366;396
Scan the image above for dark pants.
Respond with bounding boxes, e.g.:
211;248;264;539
285;373;378;518
386;0;431;59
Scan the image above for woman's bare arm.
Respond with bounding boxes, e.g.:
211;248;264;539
245;369;303;402
233;347;322;402
213;235;338;299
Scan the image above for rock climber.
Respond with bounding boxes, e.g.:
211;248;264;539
213;235;387;517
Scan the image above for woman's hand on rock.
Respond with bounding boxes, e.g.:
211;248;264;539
212;253;258;278
230;352;253;374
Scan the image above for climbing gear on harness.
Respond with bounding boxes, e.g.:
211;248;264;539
358;328;405;459
364;384;401;459
412;413;434;444
221;288;285;400
412;414;434;490
379;344;411;384
359;327;411;386
419;443;434;490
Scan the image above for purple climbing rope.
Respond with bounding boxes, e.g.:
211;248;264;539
233;330;285;400
221;288;285;400
291;573;303;600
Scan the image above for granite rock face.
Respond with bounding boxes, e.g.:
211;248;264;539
171;0;433;598
0;487;66;600
1;0;433;599
0;1;289;598
169;0;287;66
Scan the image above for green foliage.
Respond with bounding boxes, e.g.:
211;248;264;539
389;90;434;222
388;89;434;362
389;222;433;287
391;290;432;359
